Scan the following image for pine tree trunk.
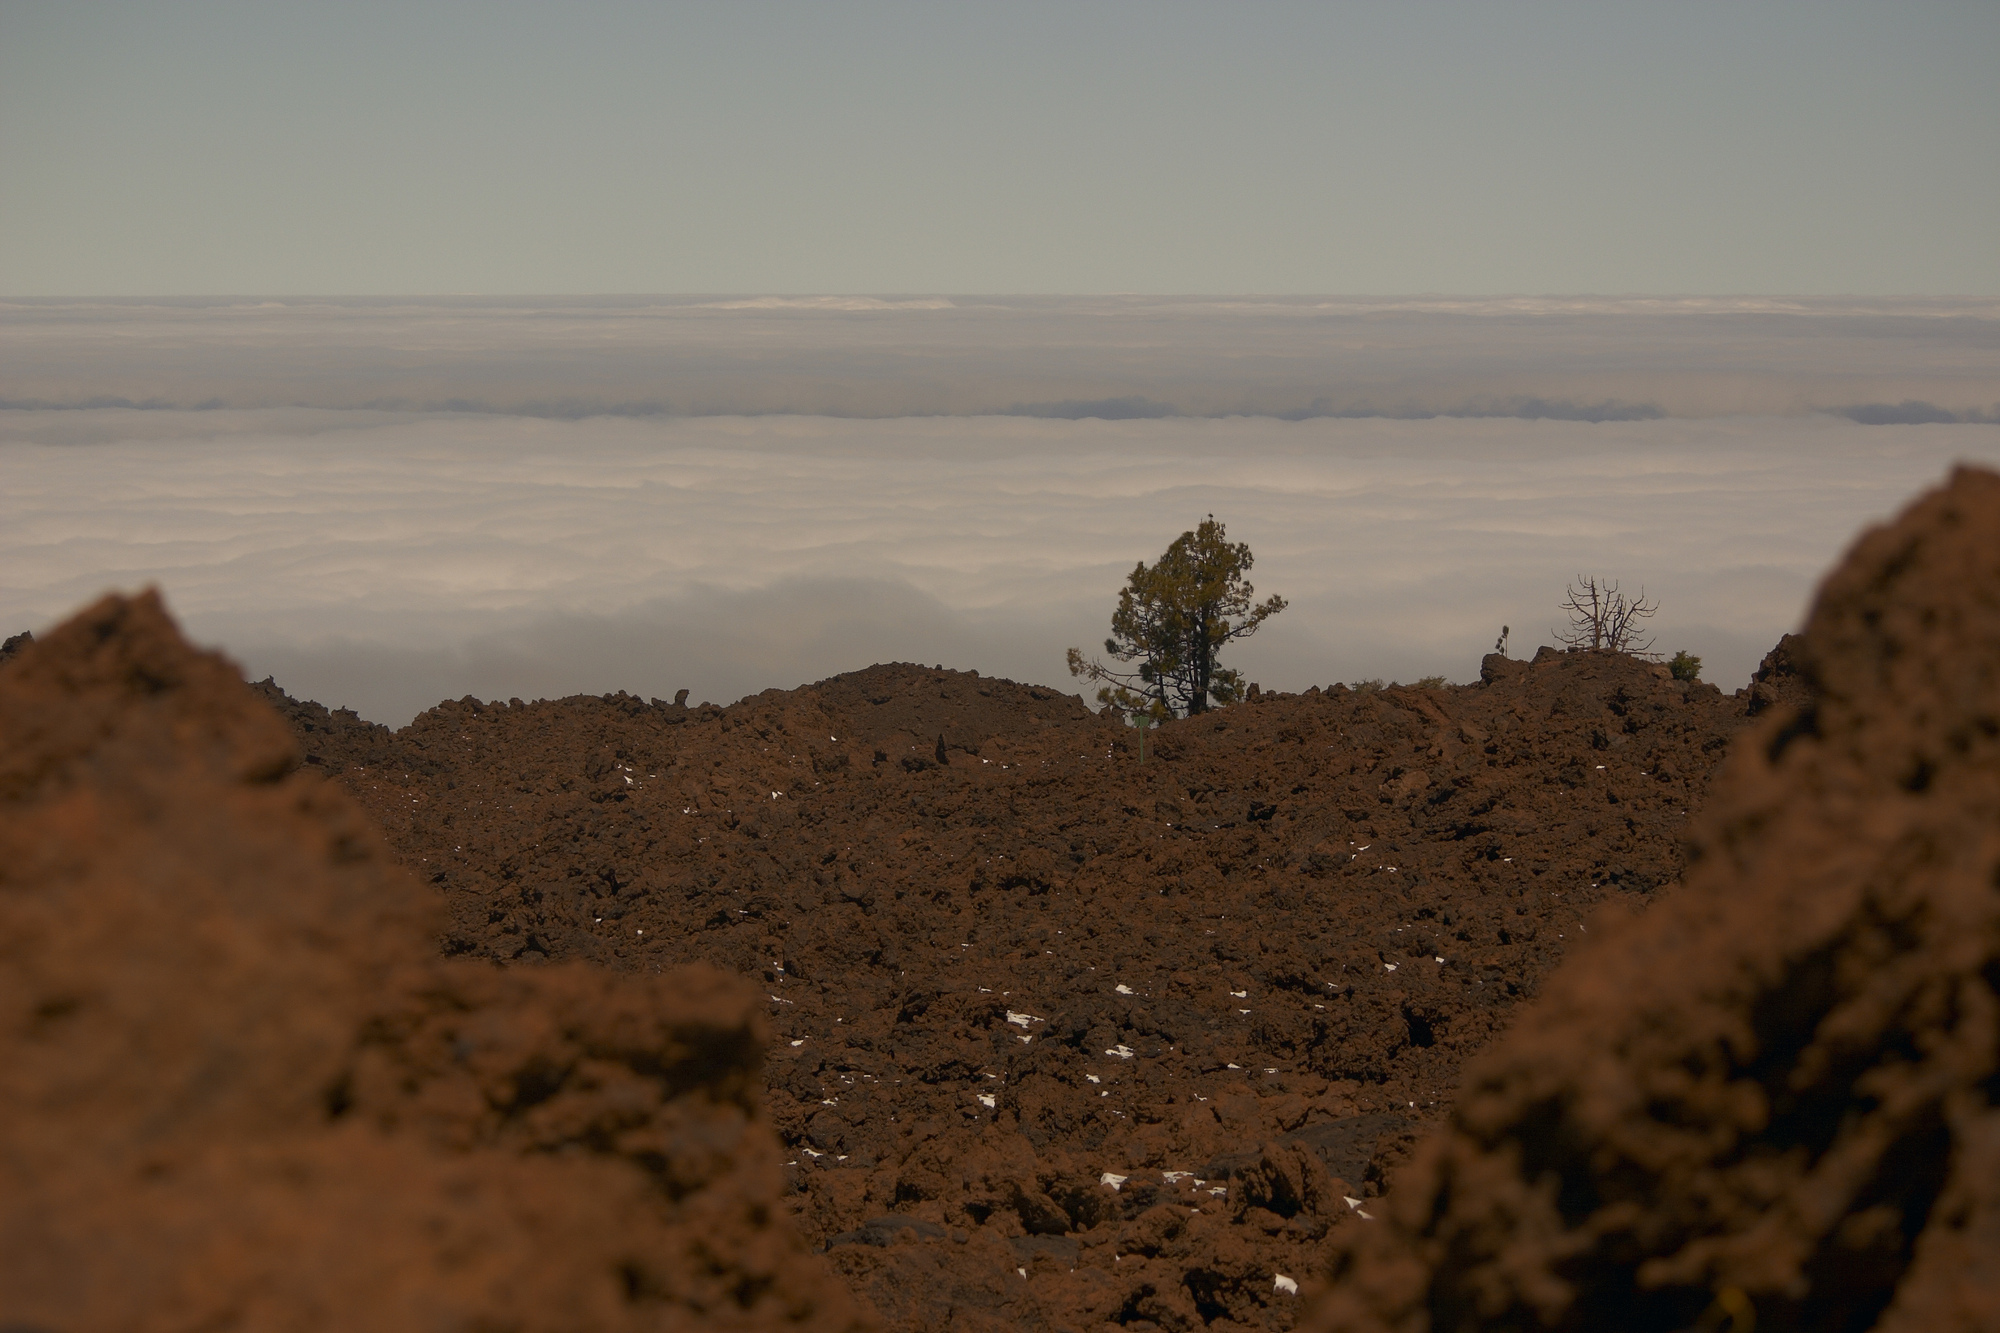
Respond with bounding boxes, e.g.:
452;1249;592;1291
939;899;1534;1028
1189;607;1211;713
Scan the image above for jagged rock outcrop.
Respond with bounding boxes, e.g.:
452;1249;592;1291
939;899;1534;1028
1309;467;2000;1333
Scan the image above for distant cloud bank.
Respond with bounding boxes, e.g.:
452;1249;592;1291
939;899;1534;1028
3;296;1995;422
1839;400;2000;426
6;297;1996;723
694;296;958;312
4;408;1998;726
1000;396;1671;423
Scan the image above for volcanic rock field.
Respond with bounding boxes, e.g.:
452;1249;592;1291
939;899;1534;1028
5;469;1997;1333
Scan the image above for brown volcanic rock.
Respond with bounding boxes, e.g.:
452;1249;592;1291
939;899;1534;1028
0;592;865;1333
251;672;398;772
1309;467;2000;1333
296;626;1747;1328
1743;631;1813;718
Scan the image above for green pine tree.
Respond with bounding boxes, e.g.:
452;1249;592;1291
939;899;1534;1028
1067;516;1285;718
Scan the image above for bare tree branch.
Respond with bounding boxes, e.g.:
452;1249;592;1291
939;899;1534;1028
1553;576;1658;655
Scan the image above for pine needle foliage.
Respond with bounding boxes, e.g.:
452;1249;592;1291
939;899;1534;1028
1067;516;1286;718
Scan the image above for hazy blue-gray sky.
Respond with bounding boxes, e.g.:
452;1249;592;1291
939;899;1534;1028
3;1;1995;296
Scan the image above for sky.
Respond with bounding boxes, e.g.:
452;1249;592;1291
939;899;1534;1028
3;1;1997;296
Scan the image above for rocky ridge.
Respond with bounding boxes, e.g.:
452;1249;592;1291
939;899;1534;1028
274;634;1750;1331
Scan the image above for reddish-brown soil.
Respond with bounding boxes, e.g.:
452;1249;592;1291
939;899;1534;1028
0;593;866;1333
1310;467;2000;1333
258;619;1751;1330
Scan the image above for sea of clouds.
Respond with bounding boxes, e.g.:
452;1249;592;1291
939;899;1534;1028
5;406;1999;725
6;296;1997;723
6;295;1998;422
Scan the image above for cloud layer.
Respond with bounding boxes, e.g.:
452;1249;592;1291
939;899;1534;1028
6;409;1999;725
4;297;1996;422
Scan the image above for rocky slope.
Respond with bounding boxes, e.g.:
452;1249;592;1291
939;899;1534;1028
267;630;1751;1331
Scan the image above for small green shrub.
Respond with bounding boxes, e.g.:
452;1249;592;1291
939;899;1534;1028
1350;678;1385;694
1669;649;1703;682
1413;674;1449;689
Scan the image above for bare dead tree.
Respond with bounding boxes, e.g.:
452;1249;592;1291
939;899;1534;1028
1554;576;1658;654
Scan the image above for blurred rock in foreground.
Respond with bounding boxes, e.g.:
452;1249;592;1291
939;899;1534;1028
1310;467;2000;1333
0;590;867;1333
